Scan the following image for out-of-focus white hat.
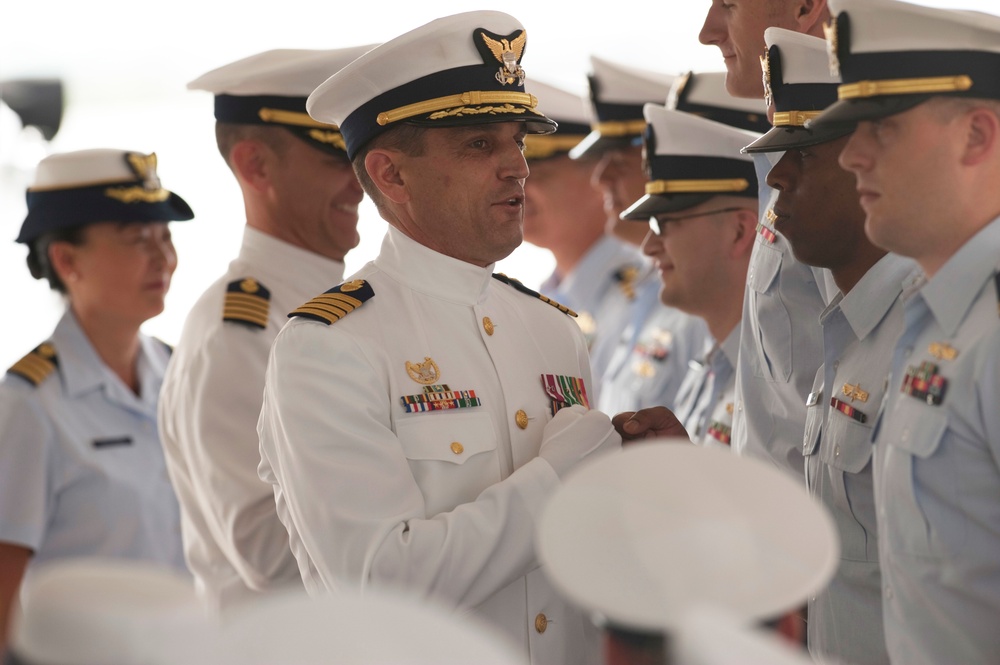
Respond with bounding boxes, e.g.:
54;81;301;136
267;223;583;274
667;70;770;133
523;79;591;160
569;55;676;160
536;441;839;633
208;588;525;665
187;46;377;156
8;558;210;665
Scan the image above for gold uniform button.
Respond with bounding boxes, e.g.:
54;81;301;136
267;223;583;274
450;442;464;455
515;409;529;430
483;317;495;336
534;613;548;634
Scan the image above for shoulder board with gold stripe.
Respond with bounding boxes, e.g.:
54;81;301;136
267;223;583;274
223;278;271;329
492;273;577;318
7;342;59;387
288;279;374;325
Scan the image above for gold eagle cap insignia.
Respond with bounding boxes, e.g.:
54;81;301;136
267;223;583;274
476;29;527;86
125;152;162;190
760;52;773;108
824;19;840;77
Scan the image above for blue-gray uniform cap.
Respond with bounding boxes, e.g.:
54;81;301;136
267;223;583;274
568;56;676;161
306;11;557;161
187;46;378;157
621;105;761;220
666;70;771;134
522;78;592;161
17;149;194;244
743;29;849;153
809;0;1000;129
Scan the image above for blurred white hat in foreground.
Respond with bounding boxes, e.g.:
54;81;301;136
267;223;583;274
211;587;525;665
537;441;839;633
8;558;208;665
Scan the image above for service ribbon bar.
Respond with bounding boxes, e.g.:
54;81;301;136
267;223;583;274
400;384;482;413
830;397;867;424
756;222;777;244
707;421;732;445
901;361;948;406
541;374;590;415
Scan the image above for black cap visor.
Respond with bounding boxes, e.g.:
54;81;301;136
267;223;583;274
742;123;855;154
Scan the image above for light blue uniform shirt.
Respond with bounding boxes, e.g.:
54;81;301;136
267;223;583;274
540;235;646;385
802;254;916;665
731;153;830;478
873;216;1000;665
597;272;709;415
0;310;185;576
674;327;739;449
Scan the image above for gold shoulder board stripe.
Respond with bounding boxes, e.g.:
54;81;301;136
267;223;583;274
289;279;374;325
492;273;578;318
7;343;58;387
223;278;271;329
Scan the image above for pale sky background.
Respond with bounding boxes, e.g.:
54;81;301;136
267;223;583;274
0;0;994;369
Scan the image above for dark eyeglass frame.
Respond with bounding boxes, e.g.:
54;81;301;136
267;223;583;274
648;207;752;236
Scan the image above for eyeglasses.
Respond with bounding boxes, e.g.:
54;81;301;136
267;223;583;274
648;207;751;236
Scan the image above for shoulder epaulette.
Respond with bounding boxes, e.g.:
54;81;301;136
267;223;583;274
223;278;271;329
492;273;577;318
289;279;374;325
7;342;58;387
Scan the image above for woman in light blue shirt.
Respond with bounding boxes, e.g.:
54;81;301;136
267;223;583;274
0;149;194;648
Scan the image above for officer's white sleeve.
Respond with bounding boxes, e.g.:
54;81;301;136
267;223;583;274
0;386;53;550
258;321;561;607
160;326;300;590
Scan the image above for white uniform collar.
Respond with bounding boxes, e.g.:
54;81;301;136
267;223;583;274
829;253;918;342
239;226;346;293
374;226;496;305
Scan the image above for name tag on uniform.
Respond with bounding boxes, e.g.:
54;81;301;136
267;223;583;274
92;436;134;448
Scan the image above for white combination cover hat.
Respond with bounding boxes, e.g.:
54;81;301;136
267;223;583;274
536;441;839;633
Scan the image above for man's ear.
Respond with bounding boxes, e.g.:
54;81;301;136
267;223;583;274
230;140;270;193
729;207;758;260
365;149;409;204
795;0;832;38
961;106;1000;168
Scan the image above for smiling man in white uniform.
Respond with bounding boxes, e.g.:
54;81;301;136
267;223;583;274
157;46;374;610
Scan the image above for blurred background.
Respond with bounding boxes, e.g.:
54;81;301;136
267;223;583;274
0;0;990;368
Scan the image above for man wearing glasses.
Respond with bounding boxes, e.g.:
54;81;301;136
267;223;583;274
618;103;760;448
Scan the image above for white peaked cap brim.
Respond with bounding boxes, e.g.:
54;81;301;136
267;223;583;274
537;442;839;632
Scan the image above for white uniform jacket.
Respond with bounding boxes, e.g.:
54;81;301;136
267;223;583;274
159;227;345;608
258;227;600;665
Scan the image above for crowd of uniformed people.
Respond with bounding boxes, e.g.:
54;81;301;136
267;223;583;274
1;0;999;662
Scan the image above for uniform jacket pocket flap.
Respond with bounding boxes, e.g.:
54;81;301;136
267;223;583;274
397;412;497;465
887;400;947;459
821;415;874;473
